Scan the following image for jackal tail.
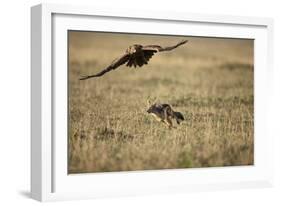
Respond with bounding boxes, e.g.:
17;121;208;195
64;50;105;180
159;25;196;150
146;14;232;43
173;111;185;124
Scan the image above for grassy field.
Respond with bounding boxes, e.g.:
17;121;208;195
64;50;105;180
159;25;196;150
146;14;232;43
68;31;254;173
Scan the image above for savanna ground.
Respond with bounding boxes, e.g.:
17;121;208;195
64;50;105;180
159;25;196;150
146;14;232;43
68;31;254;173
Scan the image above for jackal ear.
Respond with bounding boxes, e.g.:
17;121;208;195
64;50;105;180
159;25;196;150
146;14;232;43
146;96;156;106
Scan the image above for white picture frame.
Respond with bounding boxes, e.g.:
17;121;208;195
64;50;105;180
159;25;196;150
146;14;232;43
31;3;274;202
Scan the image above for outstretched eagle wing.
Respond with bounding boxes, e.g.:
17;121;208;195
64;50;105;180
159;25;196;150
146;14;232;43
80;53;130;80
142;39;188;52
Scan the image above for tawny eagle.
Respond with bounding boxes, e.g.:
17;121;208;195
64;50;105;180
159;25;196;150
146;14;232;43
80;40;188;80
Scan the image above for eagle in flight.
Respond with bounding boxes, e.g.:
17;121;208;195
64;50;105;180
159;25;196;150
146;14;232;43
79;40;188;80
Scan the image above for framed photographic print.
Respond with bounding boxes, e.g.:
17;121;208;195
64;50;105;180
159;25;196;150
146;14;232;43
31;3;274;201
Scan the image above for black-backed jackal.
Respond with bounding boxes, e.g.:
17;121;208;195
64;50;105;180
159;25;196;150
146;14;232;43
147;103;184;129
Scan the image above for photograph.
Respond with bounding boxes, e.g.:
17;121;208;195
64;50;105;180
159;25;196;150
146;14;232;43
68;31;254;174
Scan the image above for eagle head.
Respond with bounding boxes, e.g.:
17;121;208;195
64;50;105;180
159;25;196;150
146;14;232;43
126;44;143;54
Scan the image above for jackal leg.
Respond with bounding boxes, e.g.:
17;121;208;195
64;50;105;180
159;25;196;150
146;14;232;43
163;118;176;129
163;107;175;129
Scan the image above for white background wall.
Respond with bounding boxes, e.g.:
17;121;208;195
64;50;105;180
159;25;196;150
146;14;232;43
0;0;280;205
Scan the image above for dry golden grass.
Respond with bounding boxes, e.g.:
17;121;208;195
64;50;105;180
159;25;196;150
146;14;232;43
68;31;254;173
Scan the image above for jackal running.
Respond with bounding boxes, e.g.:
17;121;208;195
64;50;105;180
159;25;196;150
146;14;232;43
147;103;184;129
